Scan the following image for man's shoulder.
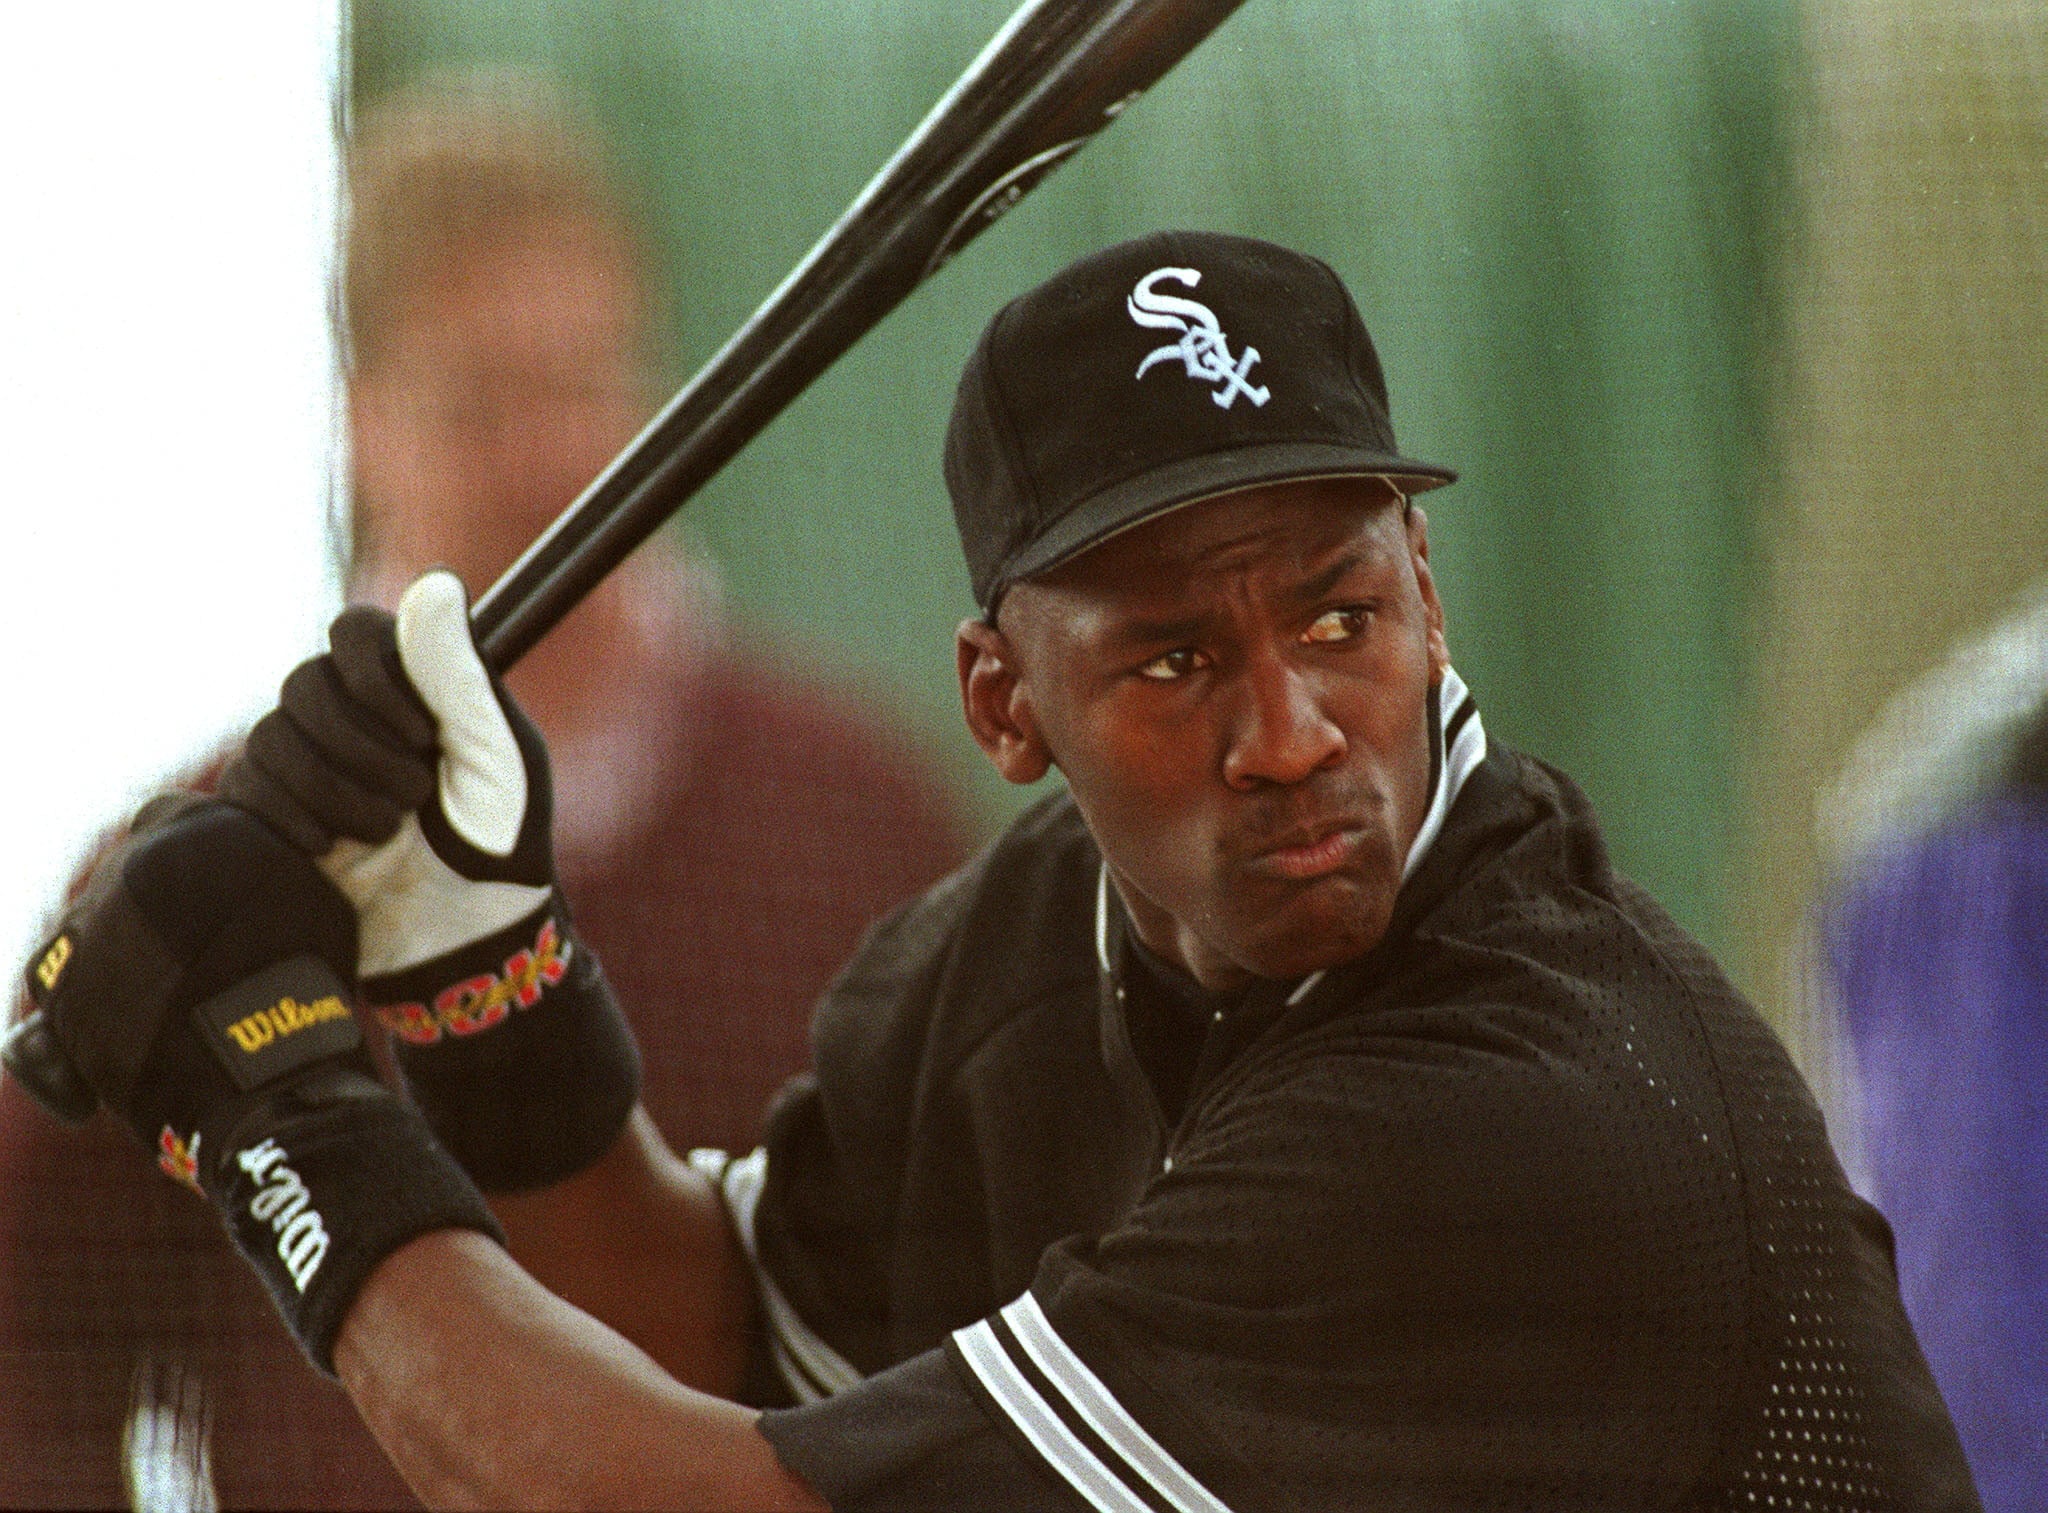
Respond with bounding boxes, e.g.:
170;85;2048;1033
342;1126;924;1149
862;784;1095;957
966;784;1102;924
1253;742;1777;1160
1404;743;1739;1011
811;786;1100;1072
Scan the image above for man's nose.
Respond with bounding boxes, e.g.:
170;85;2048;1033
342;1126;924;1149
1220;654;1346;790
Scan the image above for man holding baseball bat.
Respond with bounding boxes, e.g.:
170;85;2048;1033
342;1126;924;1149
21;233;1977;1509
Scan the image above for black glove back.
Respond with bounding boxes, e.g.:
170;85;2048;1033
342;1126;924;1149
31;793;363;1152
23;795;502;1373
218;606;438;855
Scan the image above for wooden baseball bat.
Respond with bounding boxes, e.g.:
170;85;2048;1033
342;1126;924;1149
473;0;1248;668
5;0;1248;1120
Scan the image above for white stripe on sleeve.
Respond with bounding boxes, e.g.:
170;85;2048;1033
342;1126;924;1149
690;1146;864;1404
953;1294;1233;1513
954;1320;1158;1513
1002;1294;1230;1513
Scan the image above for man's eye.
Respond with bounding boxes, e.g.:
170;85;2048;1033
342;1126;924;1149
1304;607;1370;644
1137;648;1207;681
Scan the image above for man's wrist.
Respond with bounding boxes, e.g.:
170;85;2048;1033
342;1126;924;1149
367;897;642;1194
202;1067;506;1375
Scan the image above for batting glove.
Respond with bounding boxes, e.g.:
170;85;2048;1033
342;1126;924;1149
219;571;640;1193
21;794;503;1374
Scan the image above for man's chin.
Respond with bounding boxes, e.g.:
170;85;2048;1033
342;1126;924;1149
1231;871;1397;983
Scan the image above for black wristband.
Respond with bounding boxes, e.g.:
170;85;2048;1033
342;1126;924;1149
365;896;641;1193
202;1066;505;1376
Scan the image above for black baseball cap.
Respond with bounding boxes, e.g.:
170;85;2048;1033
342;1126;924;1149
945;229;1455;613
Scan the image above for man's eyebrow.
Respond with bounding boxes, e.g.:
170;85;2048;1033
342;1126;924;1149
1276;547;1400;611
1291;552;1370;605
1108;610;1210;648
1104;552;1383;646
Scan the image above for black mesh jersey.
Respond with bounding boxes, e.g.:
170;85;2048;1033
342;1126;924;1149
717;679;1978;1511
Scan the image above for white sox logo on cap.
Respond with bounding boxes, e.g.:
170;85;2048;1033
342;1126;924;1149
1126;266;1271;410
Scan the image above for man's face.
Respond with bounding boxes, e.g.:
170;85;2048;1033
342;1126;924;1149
349;215;651;597
963;479;1449;989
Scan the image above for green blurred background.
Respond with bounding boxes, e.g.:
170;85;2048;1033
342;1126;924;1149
351;0;2048;1015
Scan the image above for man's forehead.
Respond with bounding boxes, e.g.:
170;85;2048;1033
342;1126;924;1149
996;480;1412;655
1037;479;1405;596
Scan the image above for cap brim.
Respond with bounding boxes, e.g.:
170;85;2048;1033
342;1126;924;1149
993;440;1456;603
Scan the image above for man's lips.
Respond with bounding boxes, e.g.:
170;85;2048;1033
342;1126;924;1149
1246;823;1368;882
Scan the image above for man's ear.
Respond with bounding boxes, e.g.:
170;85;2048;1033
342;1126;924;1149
956;618;1053;785
1405;505;1450;679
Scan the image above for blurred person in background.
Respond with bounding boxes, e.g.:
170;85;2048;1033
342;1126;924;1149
0;74;965;1510
1815;579;2048;1513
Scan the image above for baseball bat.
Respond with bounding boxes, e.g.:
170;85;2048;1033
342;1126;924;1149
5;0;1248;1119
473;0;1247;667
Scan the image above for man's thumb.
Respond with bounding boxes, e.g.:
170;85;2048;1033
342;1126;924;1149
394;570;527;859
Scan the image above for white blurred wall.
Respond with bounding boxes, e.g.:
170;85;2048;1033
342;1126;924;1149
0;5;344;981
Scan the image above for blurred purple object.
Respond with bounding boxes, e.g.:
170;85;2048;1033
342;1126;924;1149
1825;788;2048;1513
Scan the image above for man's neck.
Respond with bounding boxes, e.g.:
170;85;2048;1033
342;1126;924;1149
1109;876;1258;993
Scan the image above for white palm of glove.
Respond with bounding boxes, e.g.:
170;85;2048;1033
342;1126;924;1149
320;572;552;978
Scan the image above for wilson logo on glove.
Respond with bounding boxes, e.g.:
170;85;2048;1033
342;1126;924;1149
236;1138;331;1292
376;916;572;1047
224;993;352;1054
194;955;363;1093
34;933;72;992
